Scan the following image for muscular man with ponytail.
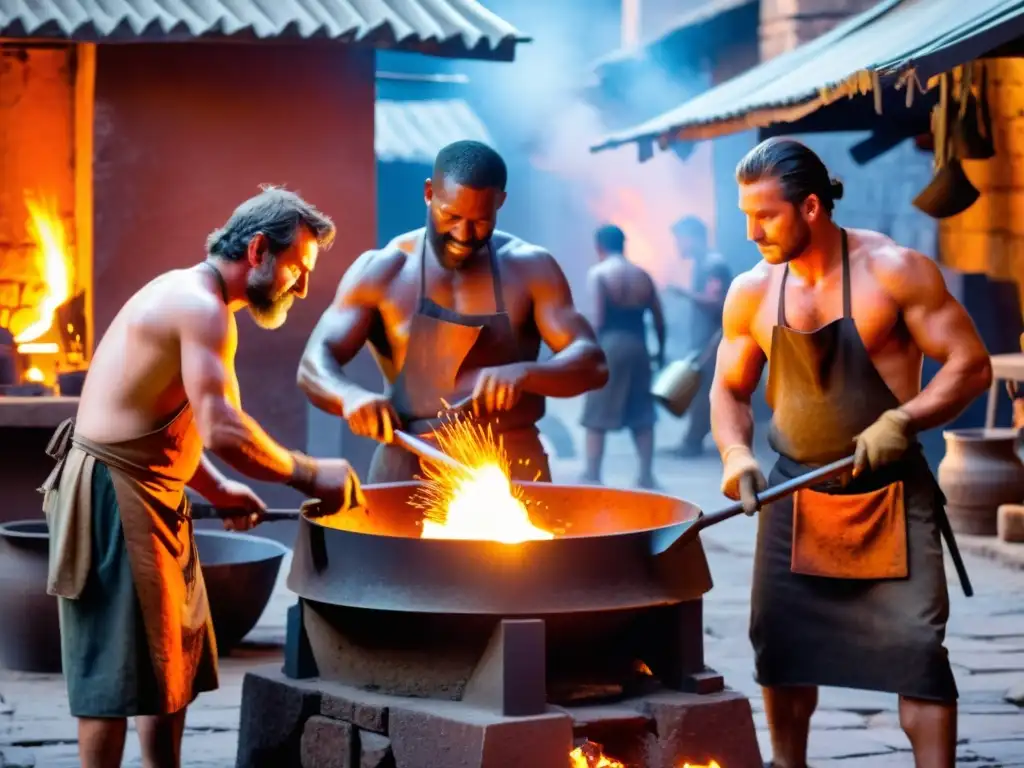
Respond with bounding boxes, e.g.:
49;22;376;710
710;138;991;768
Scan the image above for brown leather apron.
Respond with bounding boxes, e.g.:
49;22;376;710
751;229;968;703
42;404;218;714
368;231;550;483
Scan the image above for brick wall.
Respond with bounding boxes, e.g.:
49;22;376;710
760;0;875;60
938;59;1024;305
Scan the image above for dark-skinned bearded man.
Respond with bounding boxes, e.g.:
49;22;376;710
298;141;608;482
711;138;991;768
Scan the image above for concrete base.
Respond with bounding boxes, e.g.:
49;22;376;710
235;665;761;768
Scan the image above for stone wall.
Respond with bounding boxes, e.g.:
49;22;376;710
760;0;876;61
938;58;1024;306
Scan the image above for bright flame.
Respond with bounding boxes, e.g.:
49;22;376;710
569;742;626;768
14;194;71;344
414;416;553;544
681;763;721;768
24;367;45;383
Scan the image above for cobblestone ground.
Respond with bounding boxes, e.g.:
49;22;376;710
3;402;1024;767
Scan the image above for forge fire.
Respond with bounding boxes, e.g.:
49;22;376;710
413;413;554;543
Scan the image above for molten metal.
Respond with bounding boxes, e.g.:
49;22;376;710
414;414;553;543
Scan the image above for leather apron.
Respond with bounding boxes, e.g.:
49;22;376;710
368;232;549;484
751;229;967;703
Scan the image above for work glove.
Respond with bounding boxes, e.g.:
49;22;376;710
721;444;768;515
853;408;913;476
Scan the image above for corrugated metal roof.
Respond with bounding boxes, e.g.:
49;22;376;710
591;0;757;72
591;0;1024;154
0;0;527;61
375;98;493;164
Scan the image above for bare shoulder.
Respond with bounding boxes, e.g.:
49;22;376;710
855;229;946;305
335;235;413;303
722;261;773;330
146;270;230;345
494;232;563;277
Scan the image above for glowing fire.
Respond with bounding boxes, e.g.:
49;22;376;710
569;742;626;768
414;415;553;544
15;194;71;344
24;367;45;383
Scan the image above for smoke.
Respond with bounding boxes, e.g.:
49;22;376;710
528;97;714;289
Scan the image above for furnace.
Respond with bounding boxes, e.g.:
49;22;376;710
236;479;763;768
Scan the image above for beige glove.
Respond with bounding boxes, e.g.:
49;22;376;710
853;408;912;476
721;444;768;515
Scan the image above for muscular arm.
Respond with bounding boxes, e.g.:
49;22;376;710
710;271;769;452
186;454;236;500
297;251;390;416
882;250;993;431
521;252;609;397
180;300;296;483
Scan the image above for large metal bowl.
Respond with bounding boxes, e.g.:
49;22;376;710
196;530;288;653
288;481;712;615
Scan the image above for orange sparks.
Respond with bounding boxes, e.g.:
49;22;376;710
412;413;553;544
569;742;626;768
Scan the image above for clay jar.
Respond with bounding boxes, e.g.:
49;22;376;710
938;428;1024;536
0;521;62;673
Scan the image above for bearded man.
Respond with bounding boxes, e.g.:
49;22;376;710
42;186;363;768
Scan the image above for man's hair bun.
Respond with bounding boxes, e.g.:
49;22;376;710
829;177;844;201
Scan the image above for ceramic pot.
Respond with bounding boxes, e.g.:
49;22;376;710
0;521;61;673
938;428;1024;536
195;531;287;654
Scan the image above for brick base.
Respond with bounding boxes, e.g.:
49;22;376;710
235;665;761;768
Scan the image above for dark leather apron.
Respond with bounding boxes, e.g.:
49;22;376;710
752;229;968;703
368;232;549;484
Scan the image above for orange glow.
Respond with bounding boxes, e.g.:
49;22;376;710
413;415;552;544
24;367;45;383
569;742;627;768
681;762;721;768
14;194;72;344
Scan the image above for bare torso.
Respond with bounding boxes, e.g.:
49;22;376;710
747;228;923;403
75;267;237;442
364;229;545;380
591;257;656;312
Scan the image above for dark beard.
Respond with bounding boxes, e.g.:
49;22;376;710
426;216;488;269
780;219;813;263
246;260;293;330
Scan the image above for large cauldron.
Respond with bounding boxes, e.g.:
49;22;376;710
288;481;713;616
0;520;61;673
195;530;288;653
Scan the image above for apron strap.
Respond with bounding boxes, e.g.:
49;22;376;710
778;266;789;327
840;228;852;319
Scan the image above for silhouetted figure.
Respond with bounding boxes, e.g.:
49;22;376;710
666;216;731;457
579;225;665;488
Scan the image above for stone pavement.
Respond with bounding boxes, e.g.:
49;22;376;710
3;403;1024;766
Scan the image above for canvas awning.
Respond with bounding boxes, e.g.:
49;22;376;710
591;0;1024;155
375;98;493;164
0;0;528;61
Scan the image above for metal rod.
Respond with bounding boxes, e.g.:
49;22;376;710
695;455;857;535
392;430;469;473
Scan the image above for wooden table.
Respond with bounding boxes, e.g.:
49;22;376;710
986;354;1024;428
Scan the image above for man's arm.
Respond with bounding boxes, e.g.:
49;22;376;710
648;274;666;366
187;454;235;500
522;251;609;397
882;250;993;431
297;251;389;417
181;299;297;483
710;269;768;452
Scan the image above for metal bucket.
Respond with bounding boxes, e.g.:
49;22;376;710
651;356;703;418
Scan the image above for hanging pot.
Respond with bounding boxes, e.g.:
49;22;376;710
953;62;995;160
913;73;981;219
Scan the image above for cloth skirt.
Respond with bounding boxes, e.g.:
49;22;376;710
580;330;656;432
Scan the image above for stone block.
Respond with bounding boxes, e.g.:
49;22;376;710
359;732;395;768
999;504;1024;542
300;716;354;768
321;686;390;733
564;705;656;767
389;702;573;768
235;669;321;768
643;689;762;768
